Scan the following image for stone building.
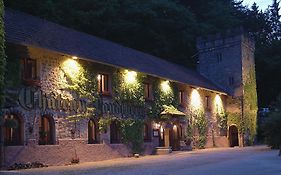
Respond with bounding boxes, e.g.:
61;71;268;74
0;9;257;167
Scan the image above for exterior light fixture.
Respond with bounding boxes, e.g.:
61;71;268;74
72;56;78;60
124;70;137;84
190;89;201;108
215;94;224;114
97;74;101;81
161;80;171;93
61;58;81;78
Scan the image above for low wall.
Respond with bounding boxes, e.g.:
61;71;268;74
3;139;155;167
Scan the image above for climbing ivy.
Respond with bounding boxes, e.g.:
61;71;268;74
112;69;145;106
227;112;242;133
149;79;179;120
243;67;258;145
195;111;207;149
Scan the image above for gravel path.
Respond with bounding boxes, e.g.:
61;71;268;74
1;146;280;175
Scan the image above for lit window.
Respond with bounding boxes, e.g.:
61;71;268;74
179;91;185;105
4;114;23;146
98;74;110;95
144;83;153;100
88;119;99;144
205;96;210;109
39;115;55;145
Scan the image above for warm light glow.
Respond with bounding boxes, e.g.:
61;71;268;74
161;80;171;93
173;125;177;130
97;74;101;81
154;123;161;129
72;56;78;60
190;89;204;114
214;94;225;115
124;70;137;84
61;59;81;79
160;126;164;133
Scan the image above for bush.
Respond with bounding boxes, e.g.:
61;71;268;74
263;112;281;156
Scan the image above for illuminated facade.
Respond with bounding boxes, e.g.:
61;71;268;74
1;9;257;166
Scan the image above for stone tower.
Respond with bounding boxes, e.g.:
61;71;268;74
196;29;258;146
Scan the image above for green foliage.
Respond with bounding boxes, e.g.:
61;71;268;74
4;45;21;87
120;118;144;154
216;113;228;131
149;79;178;120
227;112;242;133
0;0;5;108
112;69;145;106
263;112;281;149
195;111;207;149
244;68;258;145
98;116;144;153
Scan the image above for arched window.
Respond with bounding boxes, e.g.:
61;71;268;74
143;123;151;142
4;114;23;146
39;115;55;145
110;120;121;144
88;119;99;144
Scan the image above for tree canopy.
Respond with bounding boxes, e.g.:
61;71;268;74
4;0;281;107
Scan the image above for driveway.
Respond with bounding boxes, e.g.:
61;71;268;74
1;146;281;175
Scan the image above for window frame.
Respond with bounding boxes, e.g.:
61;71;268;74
98;73;111;96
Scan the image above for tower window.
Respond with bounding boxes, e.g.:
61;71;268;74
216;53;223;63
229;77;234;86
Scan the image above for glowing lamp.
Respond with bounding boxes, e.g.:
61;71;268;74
72;56;78;60
190;89;202;109
97;74;101;81
124;70;137;84
61;59;81;79
161;80;171;93
215;94;224;114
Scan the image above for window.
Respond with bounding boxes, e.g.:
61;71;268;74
88;119;99;144
39;115;55;145
229;76;234;86
179;91;185;105
98;74;110;95
4;114;23;146
205;96;210;109
23;58;37;80
143;123;151;142
216;53;222;63
110;120;121;144
144;83;153;100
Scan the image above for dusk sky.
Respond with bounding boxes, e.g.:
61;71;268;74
243;0;273;11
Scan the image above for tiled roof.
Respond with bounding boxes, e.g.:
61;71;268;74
4;8;226;94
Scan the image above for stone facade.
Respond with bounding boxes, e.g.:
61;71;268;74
197;30;258;146
2;31;257;167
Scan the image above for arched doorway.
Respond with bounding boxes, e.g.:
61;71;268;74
88;119;99;144
4;114;24;146
39;115;55;145
229;125;239;147
110;120;121;144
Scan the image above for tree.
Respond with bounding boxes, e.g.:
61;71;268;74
268;0;281;40
0;0;6;169
263;96;281;156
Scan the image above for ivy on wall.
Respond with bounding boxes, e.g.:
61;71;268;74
227;112;242;133
98;116;144;154
112;69;145;106
243;67;258;145
195;111;207;149
149;79;179;120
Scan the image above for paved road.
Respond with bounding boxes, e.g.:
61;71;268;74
1;146;281;175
